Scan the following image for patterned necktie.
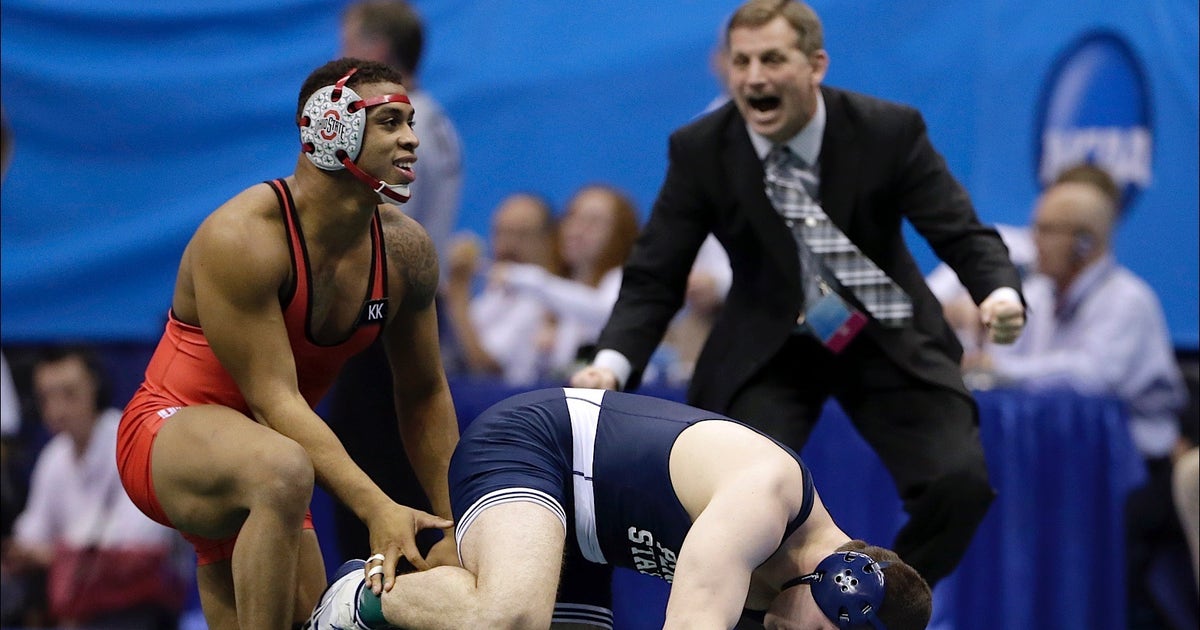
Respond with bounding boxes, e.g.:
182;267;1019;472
763;146;913;327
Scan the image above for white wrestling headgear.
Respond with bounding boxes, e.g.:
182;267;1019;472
298;67;412;205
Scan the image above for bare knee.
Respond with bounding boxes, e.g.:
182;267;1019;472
242;439;314;517
455;580;554;629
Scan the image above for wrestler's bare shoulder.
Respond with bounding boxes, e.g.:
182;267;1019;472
378;205;439;310
186;184;285;248
180;184;291;282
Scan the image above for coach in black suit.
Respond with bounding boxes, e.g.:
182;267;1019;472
572;0;1026;588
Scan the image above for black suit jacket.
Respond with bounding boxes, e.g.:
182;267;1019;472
597;86;1022;412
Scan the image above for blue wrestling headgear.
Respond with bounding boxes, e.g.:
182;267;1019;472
298;67;412;205
782;550;890;629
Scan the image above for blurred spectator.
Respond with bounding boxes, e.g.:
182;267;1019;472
338;0;464;363
928;162;1120;361
968;165;1183;452
443;193;563;385
966;165;1195;628
326;1;465;567
2;346;186;630
491;184;640;379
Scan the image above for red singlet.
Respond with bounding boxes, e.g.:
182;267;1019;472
117;179;388;564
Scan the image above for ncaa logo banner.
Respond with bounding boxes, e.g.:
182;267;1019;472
1034;30;1152;213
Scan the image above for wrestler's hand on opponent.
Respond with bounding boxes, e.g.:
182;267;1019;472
364;503;454;594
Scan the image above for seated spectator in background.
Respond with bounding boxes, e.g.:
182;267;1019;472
0;353;17;442
964;165;1195;628
491;184;640;380
444;193;563;385
926;162;1120;359
2;346;187;630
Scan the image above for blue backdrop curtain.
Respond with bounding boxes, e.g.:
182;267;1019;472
2;0;1196;345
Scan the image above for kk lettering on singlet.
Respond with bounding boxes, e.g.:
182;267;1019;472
359;298;388;325
626;527;678;583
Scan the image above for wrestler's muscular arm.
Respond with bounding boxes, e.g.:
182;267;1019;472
663;422;807;629
189;189;451;574
378;208;461;574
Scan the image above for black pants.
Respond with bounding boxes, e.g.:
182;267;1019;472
724;333;994;588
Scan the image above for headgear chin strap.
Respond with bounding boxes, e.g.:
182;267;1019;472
781;550;890;630
298;68;412;205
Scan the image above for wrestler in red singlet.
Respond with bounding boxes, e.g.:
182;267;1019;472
117;178;387;564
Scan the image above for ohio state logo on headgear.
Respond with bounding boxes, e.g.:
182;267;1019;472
316;110;346;142
299;79;367;171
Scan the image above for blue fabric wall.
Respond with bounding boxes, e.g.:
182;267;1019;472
2;0;1196;346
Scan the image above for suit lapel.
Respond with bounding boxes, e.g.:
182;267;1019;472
721;118;801;282
816;89;857;233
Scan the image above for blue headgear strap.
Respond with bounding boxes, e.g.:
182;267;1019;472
781;550;890;630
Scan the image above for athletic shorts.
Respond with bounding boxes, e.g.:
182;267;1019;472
118;387;315;566
448;388;614;628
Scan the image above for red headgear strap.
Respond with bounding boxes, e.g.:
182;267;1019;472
339;153;410;203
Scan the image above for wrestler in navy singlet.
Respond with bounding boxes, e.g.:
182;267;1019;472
448;387;816;627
